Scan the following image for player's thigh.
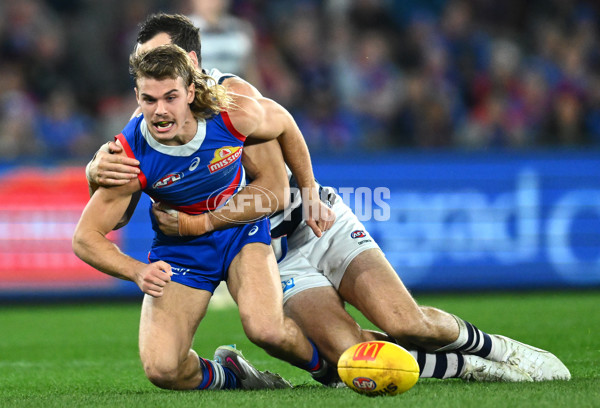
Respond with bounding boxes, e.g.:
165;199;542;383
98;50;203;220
316;199;380;289
227;242;283;326
139;281;212;366
337;248;422;329
284;286;363;363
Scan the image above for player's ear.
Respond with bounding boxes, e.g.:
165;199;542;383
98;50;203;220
134;87;140;104
187;83;195;103
188;51;199;69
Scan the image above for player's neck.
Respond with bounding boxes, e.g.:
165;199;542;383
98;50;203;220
176;117;199;145
152;116;198;146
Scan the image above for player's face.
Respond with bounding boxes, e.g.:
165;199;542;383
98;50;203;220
135;76;196;145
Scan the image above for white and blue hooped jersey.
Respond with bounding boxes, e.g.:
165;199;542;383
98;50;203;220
115;111;271;293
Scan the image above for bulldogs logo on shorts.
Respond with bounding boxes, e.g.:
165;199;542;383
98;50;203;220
351;230;366;239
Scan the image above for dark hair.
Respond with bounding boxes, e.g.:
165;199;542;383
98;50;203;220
137;13;202;65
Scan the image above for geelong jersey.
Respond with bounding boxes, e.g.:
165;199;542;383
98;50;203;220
116;112;246;216
191;15;254;76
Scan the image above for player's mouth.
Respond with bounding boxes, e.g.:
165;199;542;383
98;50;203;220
153;120;175;133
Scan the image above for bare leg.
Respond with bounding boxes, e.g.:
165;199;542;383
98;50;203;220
337;249;569;381
284;286;371;364
282;286;536;382
227;242;314;366
338;248;459;350
139;281;212;390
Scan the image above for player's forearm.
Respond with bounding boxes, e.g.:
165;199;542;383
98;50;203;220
179;183;288;235
277;118;318;198
72;228;143;282
251;99;316;195
178;139;290;236
73;184;144;281
212;188;279;223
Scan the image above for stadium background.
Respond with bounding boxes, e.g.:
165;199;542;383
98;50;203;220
1;0;599;300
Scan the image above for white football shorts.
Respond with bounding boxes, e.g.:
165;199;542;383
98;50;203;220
277;194;380;304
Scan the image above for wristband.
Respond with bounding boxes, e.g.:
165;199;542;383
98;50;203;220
178;212;215;236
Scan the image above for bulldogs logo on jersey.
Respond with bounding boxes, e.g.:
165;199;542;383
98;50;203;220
351;230;366;239
208;146;242;173
153;172;184;189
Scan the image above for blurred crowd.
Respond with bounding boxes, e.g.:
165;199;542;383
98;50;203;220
1;0;600;162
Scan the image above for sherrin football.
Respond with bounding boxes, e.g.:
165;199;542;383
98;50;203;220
337;341;419;396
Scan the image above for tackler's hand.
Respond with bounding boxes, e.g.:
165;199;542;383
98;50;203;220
152;203;180;236
302;187;336;237
87;142;140;187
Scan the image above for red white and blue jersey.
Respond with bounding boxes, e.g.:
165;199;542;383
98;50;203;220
115;112;271;293
116;112;246;215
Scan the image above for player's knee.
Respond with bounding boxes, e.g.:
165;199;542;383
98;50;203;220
244;321;288;351
385;310;435;343
310;325;364;362
249;328;289;351
142;359;180;389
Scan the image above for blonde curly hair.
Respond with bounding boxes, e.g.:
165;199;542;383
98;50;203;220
129;44;230;119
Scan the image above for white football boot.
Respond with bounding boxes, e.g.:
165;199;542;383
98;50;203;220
461;355;533;382
492;335;571;381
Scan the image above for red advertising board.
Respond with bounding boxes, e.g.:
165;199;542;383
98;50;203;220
0;167;117;290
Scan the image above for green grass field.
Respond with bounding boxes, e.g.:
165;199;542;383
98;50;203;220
1;290;599;408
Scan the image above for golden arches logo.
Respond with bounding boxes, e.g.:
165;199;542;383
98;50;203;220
352;341;385;362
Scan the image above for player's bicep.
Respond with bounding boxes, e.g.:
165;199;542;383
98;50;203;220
77;182;141;236
114;190;142;230
227;96;287;141
248;98;290;141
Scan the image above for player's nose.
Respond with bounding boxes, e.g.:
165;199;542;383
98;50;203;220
155;99;168;115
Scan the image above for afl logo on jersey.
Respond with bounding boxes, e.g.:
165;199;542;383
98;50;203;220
208;146;242;173
351;230;366;239
153;172;184;189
